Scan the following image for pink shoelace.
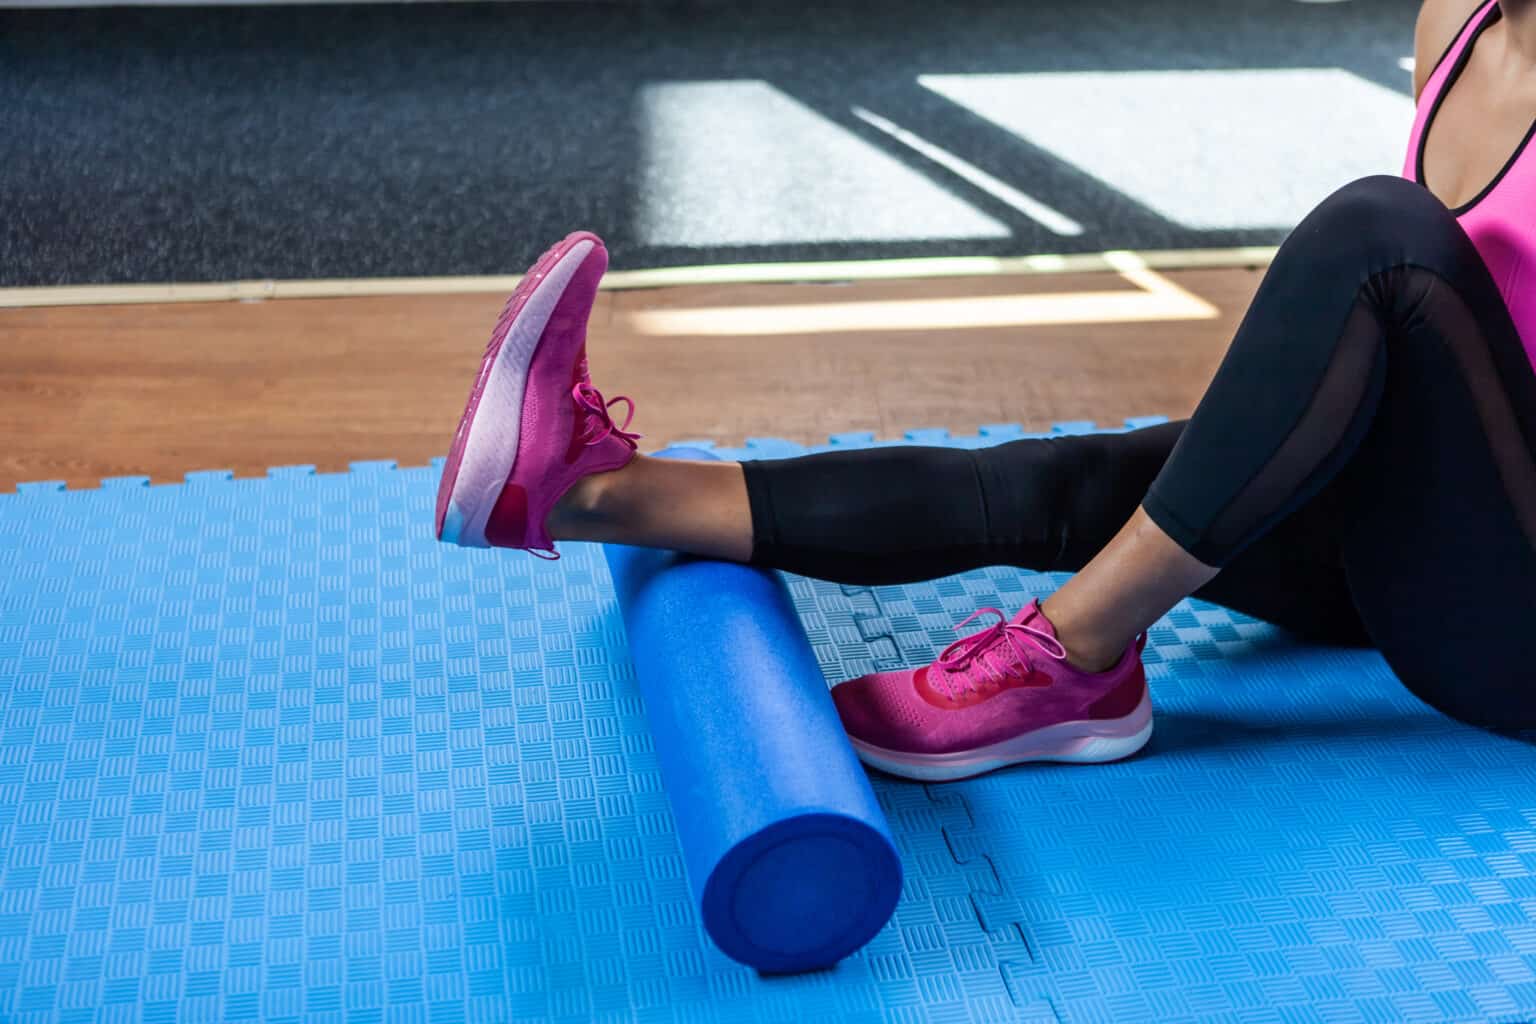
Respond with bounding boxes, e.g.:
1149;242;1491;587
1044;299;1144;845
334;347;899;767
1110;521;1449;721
572;381;643;449
933;607;1068;699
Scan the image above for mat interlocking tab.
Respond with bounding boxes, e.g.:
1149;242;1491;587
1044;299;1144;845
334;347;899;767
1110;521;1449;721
3;420;1536;1024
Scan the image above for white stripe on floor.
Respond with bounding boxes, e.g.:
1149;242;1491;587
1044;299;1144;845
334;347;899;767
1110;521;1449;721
851;106;1085;237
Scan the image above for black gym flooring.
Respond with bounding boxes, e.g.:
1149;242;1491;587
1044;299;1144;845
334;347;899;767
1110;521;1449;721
0;0;1419;287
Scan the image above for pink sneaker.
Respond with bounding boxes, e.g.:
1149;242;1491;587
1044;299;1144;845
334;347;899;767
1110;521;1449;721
435;231;641;555
832;600;1153;781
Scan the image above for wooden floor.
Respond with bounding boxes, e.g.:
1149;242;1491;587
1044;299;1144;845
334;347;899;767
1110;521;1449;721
0;267;1263;490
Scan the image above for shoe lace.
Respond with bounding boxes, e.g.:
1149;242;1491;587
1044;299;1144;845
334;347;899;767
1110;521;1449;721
933;606;1067;699
572;381;642;448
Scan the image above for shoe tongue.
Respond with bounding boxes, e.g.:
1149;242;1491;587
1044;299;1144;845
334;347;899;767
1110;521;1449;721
569;349;591;389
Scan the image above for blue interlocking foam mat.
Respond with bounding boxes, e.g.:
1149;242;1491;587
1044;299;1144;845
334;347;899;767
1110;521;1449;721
3;420;1536;1024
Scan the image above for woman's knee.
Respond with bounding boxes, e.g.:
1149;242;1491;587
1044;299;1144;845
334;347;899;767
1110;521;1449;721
1292;175;1464;260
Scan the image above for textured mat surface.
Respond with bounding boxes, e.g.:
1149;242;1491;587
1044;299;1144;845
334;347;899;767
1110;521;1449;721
3;422;1536;1024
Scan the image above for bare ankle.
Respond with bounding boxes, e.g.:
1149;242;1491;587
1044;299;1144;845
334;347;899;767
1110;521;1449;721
1038;599;1121;674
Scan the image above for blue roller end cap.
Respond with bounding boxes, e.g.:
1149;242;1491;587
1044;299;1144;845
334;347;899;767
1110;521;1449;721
703;812;902;974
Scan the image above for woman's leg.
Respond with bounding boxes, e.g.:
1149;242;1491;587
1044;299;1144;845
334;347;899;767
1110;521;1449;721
554;419;1368;646
550;428;1154;578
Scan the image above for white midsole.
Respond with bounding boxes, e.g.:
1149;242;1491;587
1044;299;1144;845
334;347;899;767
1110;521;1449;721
849;692;1154;782
444;239;595;547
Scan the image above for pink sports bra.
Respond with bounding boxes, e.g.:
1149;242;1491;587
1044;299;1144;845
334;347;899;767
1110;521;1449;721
1402;0;1536;368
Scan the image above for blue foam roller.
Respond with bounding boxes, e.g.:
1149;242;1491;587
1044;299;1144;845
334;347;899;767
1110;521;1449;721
603;447;904;973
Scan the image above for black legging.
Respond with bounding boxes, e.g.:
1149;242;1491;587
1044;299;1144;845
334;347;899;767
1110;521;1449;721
741;176;1536;734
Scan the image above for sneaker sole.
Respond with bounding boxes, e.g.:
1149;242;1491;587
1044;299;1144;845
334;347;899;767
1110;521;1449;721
848;691;1154;783
436;232;603;547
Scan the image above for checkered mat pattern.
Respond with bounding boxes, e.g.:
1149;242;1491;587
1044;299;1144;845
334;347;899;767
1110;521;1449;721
3;420;1535;1024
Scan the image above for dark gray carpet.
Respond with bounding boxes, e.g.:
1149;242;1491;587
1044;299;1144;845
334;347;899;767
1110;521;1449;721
0;0;1419;286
